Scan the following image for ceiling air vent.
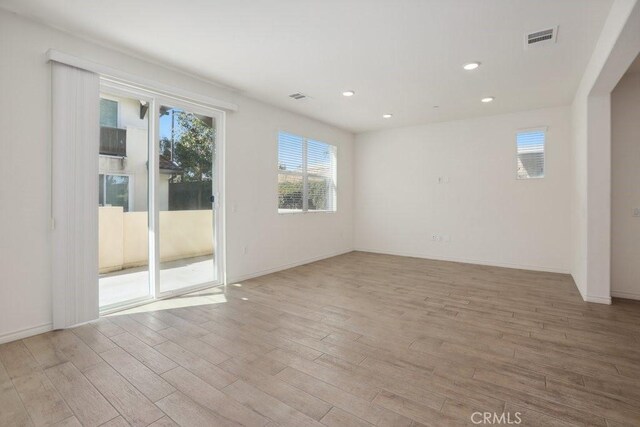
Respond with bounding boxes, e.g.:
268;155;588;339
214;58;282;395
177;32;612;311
289;93;308;100
525;26;557;48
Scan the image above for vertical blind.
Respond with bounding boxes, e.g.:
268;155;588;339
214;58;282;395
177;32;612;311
51;62;100;329
516;129;545;179
278;131;337;212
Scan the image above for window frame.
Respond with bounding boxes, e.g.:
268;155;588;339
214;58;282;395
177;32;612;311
98;77;227;314
515;126;547;180
277;131;337;214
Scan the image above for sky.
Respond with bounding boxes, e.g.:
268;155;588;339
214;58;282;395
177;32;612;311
516;130;545;153
159;107;183;142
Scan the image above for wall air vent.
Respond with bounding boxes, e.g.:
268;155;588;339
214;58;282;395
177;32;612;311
289;93;308;100
525;26;558;48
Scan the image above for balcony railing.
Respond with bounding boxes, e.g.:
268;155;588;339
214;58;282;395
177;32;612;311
100;126;127;157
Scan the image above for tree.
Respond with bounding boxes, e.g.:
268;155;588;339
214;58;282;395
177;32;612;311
162;111;215;210
278;180;303;209
162;111;215;183
278;178;329;210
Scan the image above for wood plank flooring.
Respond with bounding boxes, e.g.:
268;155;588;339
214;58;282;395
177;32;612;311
1;251;640;426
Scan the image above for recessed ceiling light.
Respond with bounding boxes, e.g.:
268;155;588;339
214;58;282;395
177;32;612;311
481;97;495;103
382;113;393;118
342;90;355;97
433;105;439;109
463;62;480;70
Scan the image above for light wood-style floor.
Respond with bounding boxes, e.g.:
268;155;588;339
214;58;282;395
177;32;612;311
2;251;640;427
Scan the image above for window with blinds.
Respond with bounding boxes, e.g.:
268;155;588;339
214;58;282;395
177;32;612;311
516;129;545;179
278;131;337;213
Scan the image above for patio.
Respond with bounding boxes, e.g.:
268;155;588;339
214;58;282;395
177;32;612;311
99;255;215;307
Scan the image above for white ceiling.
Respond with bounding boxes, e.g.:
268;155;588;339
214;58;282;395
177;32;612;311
0;0;613;133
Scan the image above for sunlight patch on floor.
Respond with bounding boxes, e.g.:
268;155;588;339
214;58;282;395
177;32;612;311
108;289;227;315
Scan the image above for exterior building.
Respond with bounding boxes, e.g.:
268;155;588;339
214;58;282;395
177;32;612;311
99;94;177;212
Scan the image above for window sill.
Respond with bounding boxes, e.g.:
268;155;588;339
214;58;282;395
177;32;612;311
99;154;127;159
278;209;337;215
516;176;545;180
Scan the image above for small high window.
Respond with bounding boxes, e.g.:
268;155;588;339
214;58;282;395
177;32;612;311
516;129;546;179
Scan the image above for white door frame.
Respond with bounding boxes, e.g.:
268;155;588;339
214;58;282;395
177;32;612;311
98;79;226;314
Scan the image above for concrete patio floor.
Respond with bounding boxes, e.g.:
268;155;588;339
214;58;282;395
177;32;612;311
99;255;216;307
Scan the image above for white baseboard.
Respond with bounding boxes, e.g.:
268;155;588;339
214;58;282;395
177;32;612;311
573;280;612;305
226;248;354;284
574;277;588;301
611;290;640;301
0;322;53;345
583;294;612;304
354;247;570;274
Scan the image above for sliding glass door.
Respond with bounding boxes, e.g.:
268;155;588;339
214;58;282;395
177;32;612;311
157;104;218;293
98;92;152;308
98;83;223;311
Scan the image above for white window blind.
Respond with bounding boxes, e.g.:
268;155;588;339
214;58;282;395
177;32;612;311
516;129;545;179
51;62;100;329
278;132;337;213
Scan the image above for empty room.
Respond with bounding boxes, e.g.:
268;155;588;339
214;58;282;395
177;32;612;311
1;0;640;426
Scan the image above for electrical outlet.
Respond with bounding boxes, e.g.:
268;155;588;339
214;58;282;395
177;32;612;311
242;246;248;255
633;208;640;217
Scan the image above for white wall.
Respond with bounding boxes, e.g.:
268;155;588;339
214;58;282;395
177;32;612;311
611;70;640;299
354;106;571;273
570;0;640;303
0;9;354;342
225;100;353;282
